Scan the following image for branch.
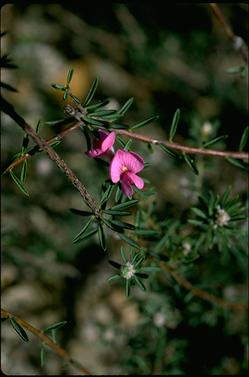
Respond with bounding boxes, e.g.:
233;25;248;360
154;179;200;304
2;119;82;174
160;262;248;311
116;129;249;160
1;308;92;375
1;96;100;216
209;3;248;63
2;115;248;177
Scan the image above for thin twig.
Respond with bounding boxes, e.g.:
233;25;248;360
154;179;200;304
1;308;92;375
160;262;248;311
1;96;100;216
209;3;248;63
115;129;249;160
2;119;81;174
2;116;248;176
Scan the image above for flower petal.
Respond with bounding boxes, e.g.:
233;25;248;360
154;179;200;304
85;149;102;158
120;175;134;197
118;150;144;173
101;131;116;152
126;172;144;189
109;150;124;183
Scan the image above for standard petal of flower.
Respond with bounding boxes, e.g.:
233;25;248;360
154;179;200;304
109;150;124;183
126;172;144;189
101;131;116;153
122;150;144;173
120;175;134;197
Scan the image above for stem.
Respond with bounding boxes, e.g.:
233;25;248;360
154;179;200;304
160;262;248;311
116;129;248;160
1;308;91;375
209;3;248;63
1;97;100;216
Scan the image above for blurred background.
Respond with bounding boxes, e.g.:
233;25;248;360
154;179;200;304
1;3;248;375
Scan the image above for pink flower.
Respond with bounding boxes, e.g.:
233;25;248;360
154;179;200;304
110;149;144;197
86;130;116;158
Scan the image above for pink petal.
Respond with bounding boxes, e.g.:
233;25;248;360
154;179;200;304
85;149;102;158
120;175;134;197
126;172;144;189
101;131;116;153
109;150;124;183
117;149;144;173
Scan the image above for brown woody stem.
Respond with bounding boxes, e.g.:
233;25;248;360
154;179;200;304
1;308;92;375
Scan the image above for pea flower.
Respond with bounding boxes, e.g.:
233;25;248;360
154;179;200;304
110;149;144;197
86;130;116;158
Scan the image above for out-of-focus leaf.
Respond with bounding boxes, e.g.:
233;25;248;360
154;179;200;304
131;115;159;130
10;318;29;342
202;135;228;148
83;78;99;106
118;97;134;115
43;321;67;333
169;108;180;142
239;127;249;151
182;152;199;175
10;170;29;196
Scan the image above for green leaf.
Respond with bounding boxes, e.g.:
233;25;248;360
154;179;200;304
73;217;94;243
111;199;138;211
119;234;141;249
134;228;158;237
51;83;65;90
182;152;199;175
92;109;116;116
111;123;128;130
109;219;135;230
169;108;180;142
81;115;103;127
10;318;29;342
120;246;127;263
85;99;110;111
159;144;179;158
20;160;27;183
108;260;122;269
66;68;74;84
124;139;133;151
73;227;98;244
71;94;81;104
35;120;42;133
226;157;249;171
191;207;207;219
100;184;115;206
63;89;69;101
202;135;228;148
103;209;130;216
98;223;106;251
131;115;159;130
108;274;121;282
116;135;126;148
83;78;99;106
118;97;134;115
40;346;46;368
70;208;93;217
10;170;29;196
43;321;67;333
134;275;146;291
239;127;249;151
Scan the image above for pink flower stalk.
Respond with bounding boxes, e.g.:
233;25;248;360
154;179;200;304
86;130;116;158
110;149;144;197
